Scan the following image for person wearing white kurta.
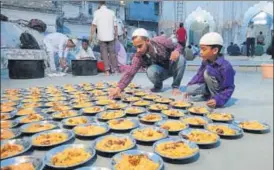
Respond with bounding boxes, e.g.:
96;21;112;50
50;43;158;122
75;39;96;60
43;32;77;71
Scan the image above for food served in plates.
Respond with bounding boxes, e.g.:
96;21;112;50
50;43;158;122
154;98;173;104
53;110;78;119
100;111;124;120
1;101;17;107
149;104;169;111
170;101;192;108
132;128;165;141
1;121;14;129
51;147;91;166
155;140;198;159
1;129;14;140
1;162;35;170
159;120;187;132
1;114;12;120
74;124;107;136
19;113;45;123
188;106;209;115
17;108;37;116
142;94;160;100
181;129;219;143
134;91;148;97
32;132;68;146
1;106;15;113
207;124;236;135
24;123;56;133
182;116;208;126
108;119;135;130
125;107;144;115
162;110;184;117
140;113;163;123
207;113;234;121
82;107;104;114
96;135;134;152
132;100;151;107
114;153;160;170
72;102;93;108
122;96;141;102
1;143;24;159
64;116;89;126
107;103;127;110
96;99;116;106
238;120;266;130
20;103;42;108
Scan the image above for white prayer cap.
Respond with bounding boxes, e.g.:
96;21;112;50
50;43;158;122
132;28;149;38
200;32;224;46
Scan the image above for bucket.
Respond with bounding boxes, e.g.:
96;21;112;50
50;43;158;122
261;63;273;79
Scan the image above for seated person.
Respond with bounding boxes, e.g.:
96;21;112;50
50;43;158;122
184;45;195;61
231;44;241;56
184;32;236;108
75;39;96;60
227;42;233;55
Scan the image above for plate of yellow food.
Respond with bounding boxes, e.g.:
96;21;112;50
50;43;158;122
111;150;163;170
234;120;270;133
0;120;19;129
161;109;186;118
92;95;109;101
19;102;43;109
148;104;169;112
128;83;140;89
52;110;81;120
16;108;38;116
142;94;161;101
153;137;199;160
155;120;188;133
188;106;210;115
48;96;68;102
106;103;128;110
180;128;220;146
95;134;136;153
71;97;91;104
1;112;16;120
20;121;59;134
97;110;125;121
17;113;49;124
133;91;148;97
73;122;109;137
21;98;45;103
124;88;136;94
154;97;174;104
42;105;72;114
72;102;94;109
170;101;193;109
138;113;167;124
95;99;116;106
121;96;141;103
108;118;139;131
31;129;74;147
89;90;107;97
1;105;15;113
130;127;168;143
81;106;105;115
43;101;69;108
207;112;234;123
44;144;95;168
1;101;18;107
1;128;21;141
62;116;94;127
2;96;21;102
0;156;45;170
181;116;212;128
125;107;146;116
1;138;32;160
205;123;243;138
132;100;152;107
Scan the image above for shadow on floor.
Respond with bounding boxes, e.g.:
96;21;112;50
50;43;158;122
224;97;238;107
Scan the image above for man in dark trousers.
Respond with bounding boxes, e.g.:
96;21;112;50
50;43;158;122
176;23;187;48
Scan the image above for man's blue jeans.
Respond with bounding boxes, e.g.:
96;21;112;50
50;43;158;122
54;53;75;71
146;55;186;89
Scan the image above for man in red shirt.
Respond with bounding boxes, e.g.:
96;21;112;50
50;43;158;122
176;23;187;48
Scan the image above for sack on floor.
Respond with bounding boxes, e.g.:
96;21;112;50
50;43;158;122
28;19;47;32
20;32;40;49
0;14;8;21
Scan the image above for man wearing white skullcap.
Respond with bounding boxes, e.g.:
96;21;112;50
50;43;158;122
184;32;236;108
109;28;187;98
43;32;78;72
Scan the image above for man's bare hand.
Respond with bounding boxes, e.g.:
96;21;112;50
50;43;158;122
206;99;216;108
172;88;181;96
109;87;121;99
170;50;180;61
183;92;189;100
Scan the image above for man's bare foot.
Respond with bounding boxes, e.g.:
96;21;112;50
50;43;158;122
172;88;182;96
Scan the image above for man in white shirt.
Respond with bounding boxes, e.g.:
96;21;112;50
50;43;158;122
76;39;96;60
90;1;118;76
43;32;77;72
246;22;256;57
116;14;125;45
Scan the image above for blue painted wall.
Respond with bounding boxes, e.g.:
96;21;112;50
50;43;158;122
126;1;159;22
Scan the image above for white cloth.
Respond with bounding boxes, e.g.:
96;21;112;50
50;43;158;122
92;5;117;42
75;46;96;60
117;18;124;36
43;32;69;71
246;27;256;38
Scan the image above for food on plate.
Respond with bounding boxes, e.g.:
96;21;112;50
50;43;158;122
182;130;219;143
108;119;135;130
51;147;91;166
114;153;159;170
134;91;148;97
20;103;41;108
0;106;15;113
162;110;184;117
122;96;140;102
96;99;116;106
1;162;35;170
188;106;209;114
155;141;198;159
132;128;165;141
107;103;127;109
149;104;168;111
159;121;187;132
25;123;56;133
17;108;37;116
96;136;134;152
207;113;233;121
100;111;124;120
82;107;104;114
154;98;173;103
32;132;68;146
238;121;266;130
1;121;13;129
19;113;44;123
1;114;11;120
1;101;17;107
64;116;88;126
125;107;144;115
170;101;192;108
132;100;150;107
207;124;236;135
1;143;24;159
140;114;163;123
53;110;78;119
74;125;106;136
182;117;207;126
0;129;15;140
72;102;93;108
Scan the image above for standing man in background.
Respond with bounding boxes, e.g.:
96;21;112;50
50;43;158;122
116;13;126;47
246;22;256;57
176;23;187;48
90;1;118;76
